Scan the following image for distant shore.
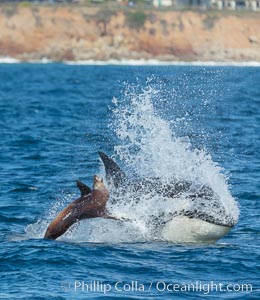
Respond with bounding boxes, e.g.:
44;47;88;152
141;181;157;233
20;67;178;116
1;57;260;66
0;5;259;62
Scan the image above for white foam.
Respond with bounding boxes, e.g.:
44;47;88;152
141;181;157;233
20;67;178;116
65;59;260;67
0;57;20;63
1;56;258;67
0;57;52;64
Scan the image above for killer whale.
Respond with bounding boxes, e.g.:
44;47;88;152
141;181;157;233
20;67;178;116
98;151;236;242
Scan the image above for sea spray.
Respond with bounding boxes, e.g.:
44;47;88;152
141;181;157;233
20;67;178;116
108;80;239;234
25;78;239;243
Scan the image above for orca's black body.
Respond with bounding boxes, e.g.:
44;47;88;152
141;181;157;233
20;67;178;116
98;151;235;227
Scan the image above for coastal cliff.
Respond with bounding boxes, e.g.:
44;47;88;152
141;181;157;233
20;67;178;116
0;5;259;62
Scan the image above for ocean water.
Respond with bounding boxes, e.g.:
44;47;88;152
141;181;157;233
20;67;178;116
0;64;259;299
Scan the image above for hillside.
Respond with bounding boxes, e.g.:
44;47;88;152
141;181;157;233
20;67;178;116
0;5;259;61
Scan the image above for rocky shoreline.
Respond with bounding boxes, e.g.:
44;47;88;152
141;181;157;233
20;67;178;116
0;5;259;62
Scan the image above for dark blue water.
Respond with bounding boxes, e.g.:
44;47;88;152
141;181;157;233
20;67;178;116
0;64;259;299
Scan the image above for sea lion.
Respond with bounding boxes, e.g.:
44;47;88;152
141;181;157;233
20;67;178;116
44;175;112;240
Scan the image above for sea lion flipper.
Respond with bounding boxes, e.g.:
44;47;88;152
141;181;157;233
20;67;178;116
76;180;92;196
98;151;126;187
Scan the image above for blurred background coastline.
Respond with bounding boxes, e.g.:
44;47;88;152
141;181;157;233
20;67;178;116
0;0;259;62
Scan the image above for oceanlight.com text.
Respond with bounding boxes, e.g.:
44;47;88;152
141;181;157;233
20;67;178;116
61;280;253;295
155;281;253;294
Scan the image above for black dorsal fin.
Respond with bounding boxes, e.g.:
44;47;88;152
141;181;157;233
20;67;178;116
76;180;92;196
98;151;126;187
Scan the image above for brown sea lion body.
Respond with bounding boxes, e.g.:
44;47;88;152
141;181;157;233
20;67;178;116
44;175;110;240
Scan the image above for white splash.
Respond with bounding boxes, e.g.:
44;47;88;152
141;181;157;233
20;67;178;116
25;79;239;244
107;81;239;239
